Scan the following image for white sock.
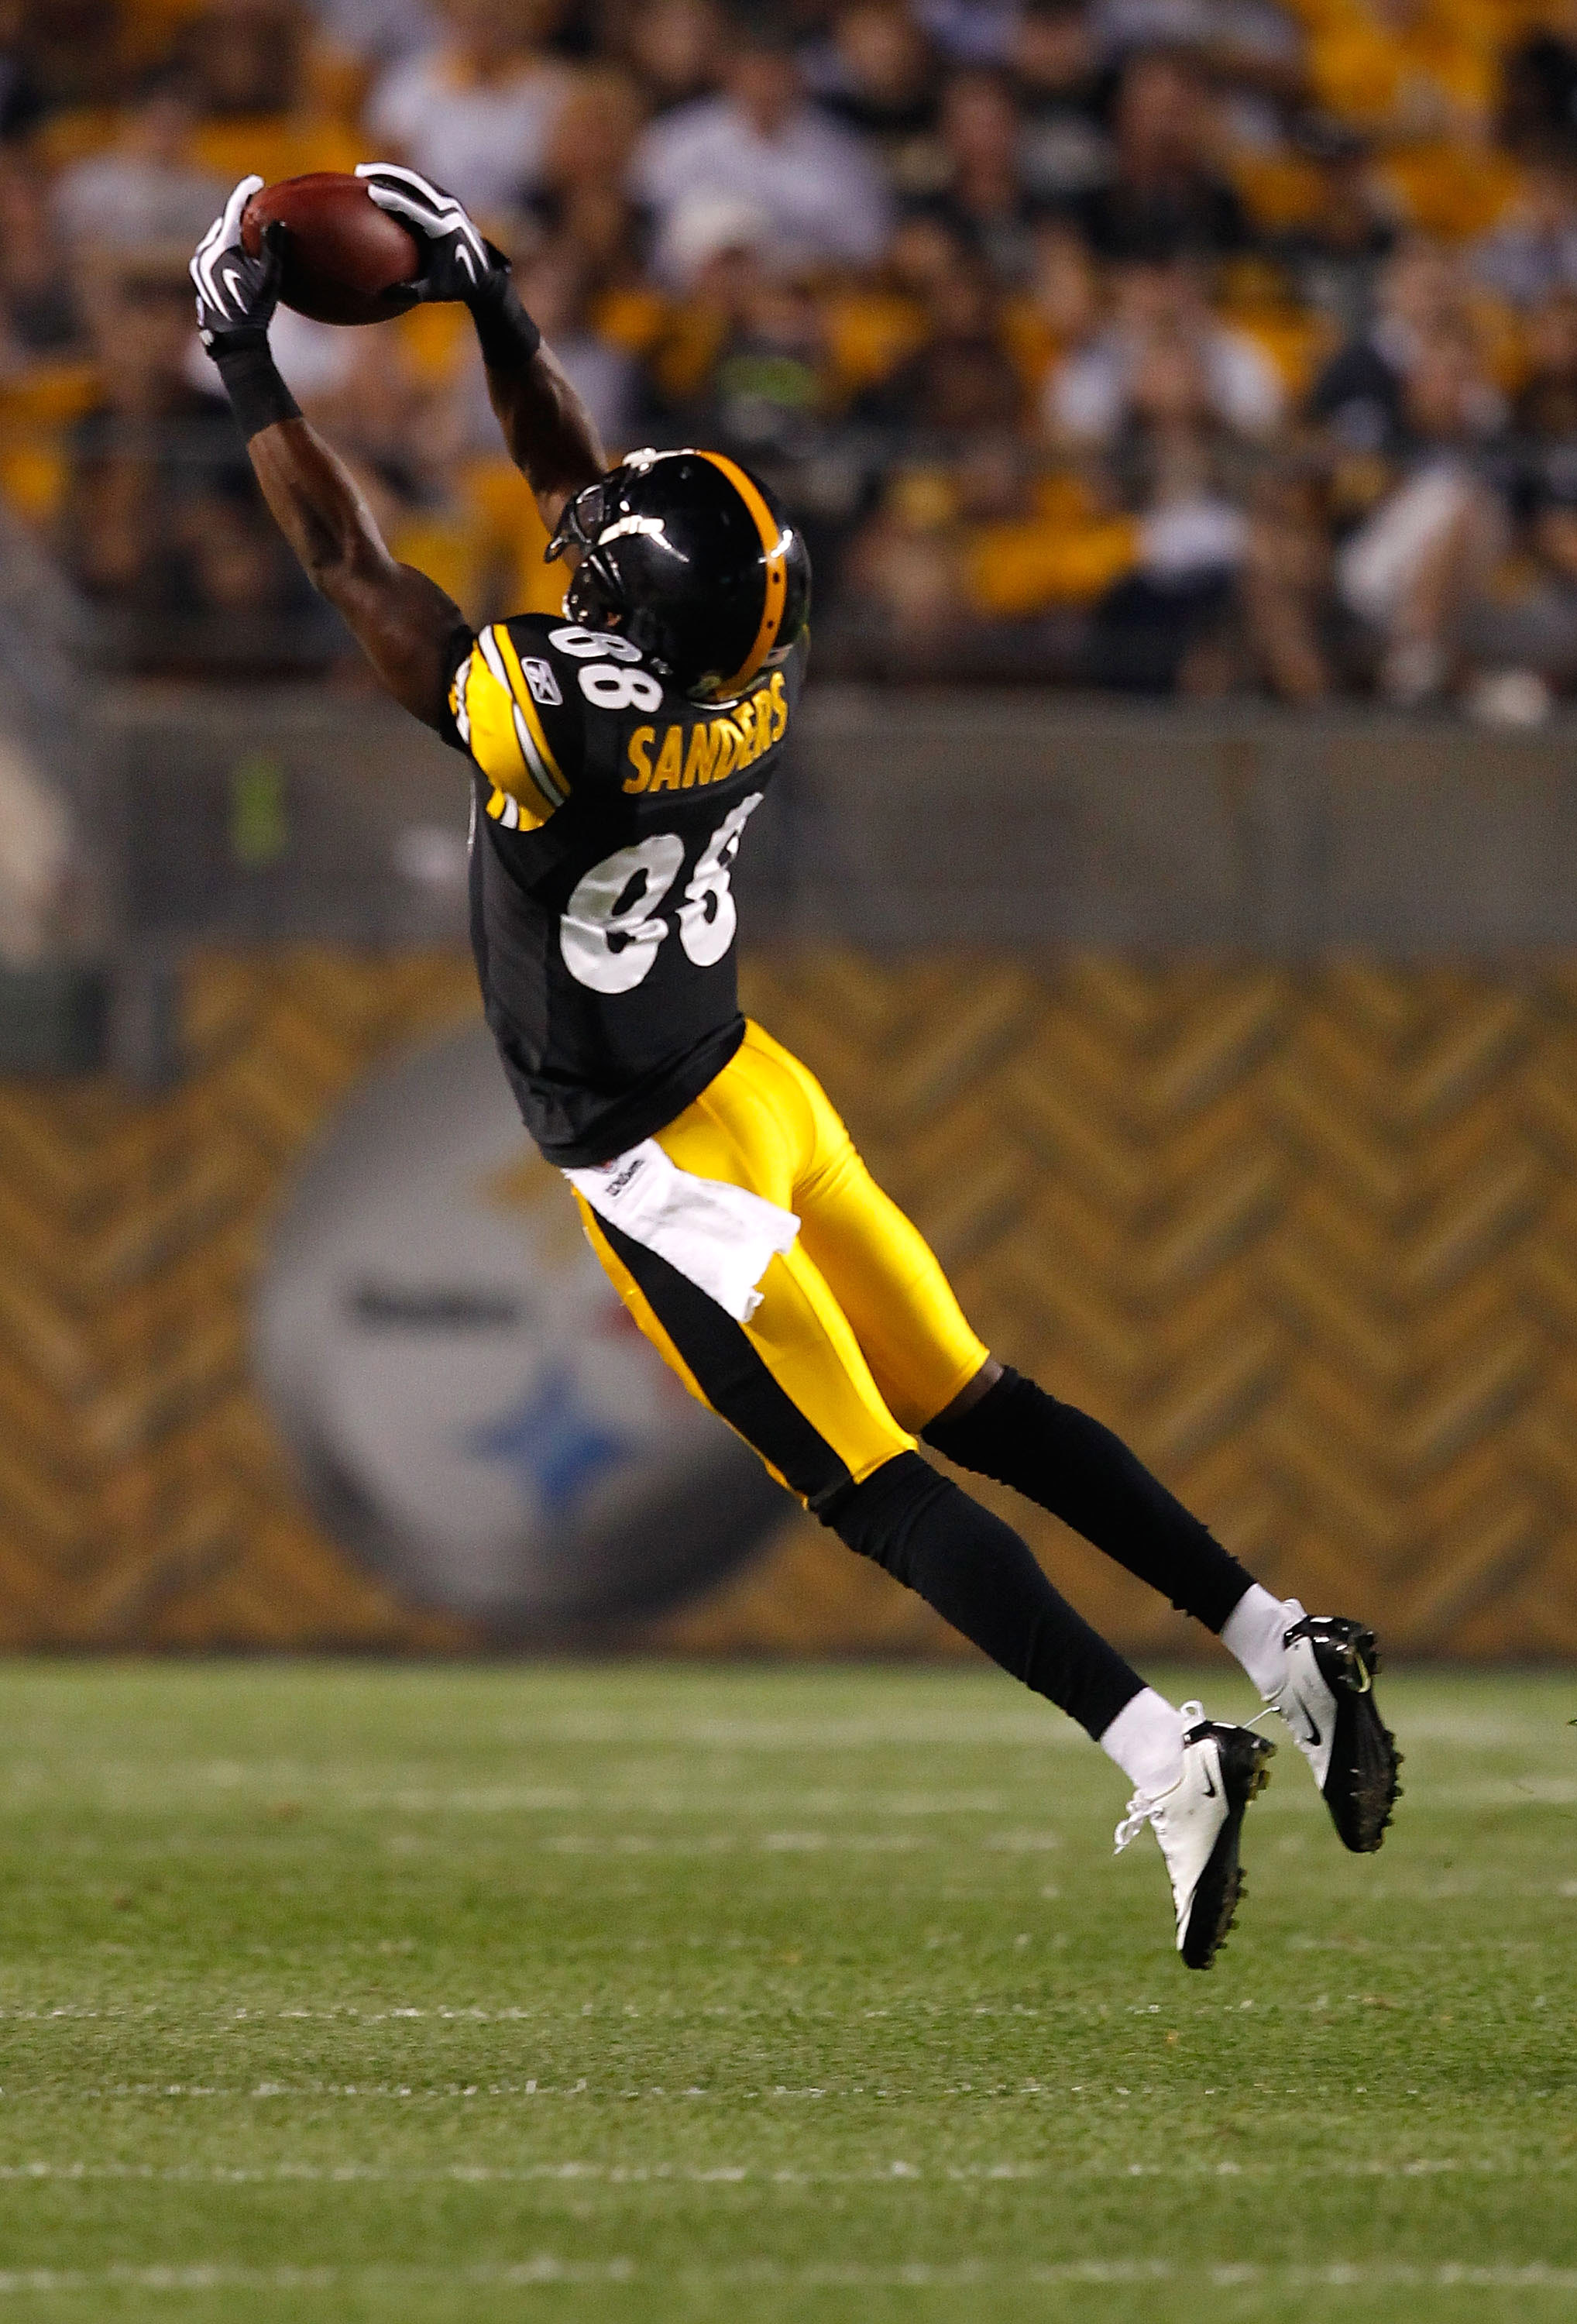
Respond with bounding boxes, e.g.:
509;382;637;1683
1221;1586;1304;1700
1100;1687;1185;1798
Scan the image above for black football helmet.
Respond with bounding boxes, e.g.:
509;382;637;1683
545;448;811;703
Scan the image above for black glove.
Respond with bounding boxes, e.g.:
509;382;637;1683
356;160;541;371
355;163;504;302
190;173;283;352
190;173;300;440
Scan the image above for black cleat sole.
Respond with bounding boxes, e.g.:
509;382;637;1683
1180;1728;1275;1971
1304;1620;1403;1854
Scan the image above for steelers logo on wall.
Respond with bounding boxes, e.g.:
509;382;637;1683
256;1022;788;1631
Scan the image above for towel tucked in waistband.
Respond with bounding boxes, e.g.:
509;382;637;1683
564;1138;799;1323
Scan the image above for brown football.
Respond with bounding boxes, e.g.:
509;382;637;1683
241;173;421;327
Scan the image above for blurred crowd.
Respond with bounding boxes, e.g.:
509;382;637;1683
8;0;1577;705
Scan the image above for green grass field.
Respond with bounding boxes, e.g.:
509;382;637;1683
1;1661;1575;2323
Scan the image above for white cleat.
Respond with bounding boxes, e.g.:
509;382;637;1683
1271;1613;1401;1855
1114;1702;1275;1970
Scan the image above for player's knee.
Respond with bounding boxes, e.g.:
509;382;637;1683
925;1363;1022;1453
826;1450;953;1577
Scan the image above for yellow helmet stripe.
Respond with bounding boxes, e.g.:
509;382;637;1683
699;450;788;696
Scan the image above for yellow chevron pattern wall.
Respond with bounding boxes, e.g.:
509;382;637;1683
2;947;1576;1659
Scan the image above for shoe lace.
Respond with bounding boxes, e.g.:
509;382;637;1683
1112;1701;1204;1855
1111;1796;1151;1854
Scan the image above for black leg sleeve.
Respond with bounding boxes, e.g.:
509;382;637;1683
829;1452;1144;1741
923;1367;1253;1633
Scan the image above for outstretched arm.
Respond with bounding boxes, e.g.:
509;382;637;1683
248;419;465;726
191;176;465;727
356;163;606;533
480;336;606;532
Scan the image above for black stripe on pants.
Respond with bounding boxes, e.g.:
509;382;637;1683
597;1226;1144;1738
595;1214;854;1513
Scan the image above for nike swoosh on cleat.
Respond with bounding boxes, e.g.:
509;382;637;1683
1291;1696;1322;1748
1201;1766;1218;1798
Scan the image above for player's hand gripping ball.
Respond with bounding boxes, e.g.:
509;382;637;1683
190;174;283;348
194;167;503;339
193;170;422;338
353;163;510;307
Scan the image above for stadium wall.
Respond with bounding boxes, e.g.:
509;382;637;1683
4;941;1577;1660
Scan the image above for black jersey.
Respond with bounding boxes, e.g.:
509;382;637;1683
441;612;805;1167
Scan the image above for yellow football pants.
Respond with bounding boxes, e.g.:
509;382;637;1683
575;1019;991;1510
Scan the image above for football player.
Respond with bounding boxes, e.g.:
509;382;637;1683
191;167;1400;1969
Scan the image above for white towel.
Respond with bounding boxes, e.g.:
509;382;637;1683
565;1139;799;1323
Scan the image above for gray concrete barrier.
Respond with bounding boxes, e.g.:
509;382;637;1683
98;682;1577;956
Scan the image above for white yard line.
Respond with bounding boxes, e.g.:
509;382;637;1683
0;2260;1574;2295
0;2155;1566;2185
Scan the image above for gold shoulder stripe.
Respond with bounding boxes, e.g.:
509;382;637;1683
699;450;789;697
468;632;557;830
450;651;472;744
491;625;569;805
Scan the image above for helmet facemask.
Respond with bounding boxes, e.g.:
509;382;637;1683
545;480;621;606
546;478;675;674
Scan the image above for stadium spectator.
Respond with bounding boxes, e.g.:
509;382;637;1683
1462;461;1577;702
1500;11;1577;156
1079;305;1263;691
0;0;43;143
631;10;892;283
313;0;438;74
310;322;460;512
366;0;578;217
1002;213;1101;394
60;253;301;641
860;236;1025;438
1235;460;1334;702
914;67;1043;284
1513;290;1577;442
802;0;941;194
1273;116;1396;336
503;237;641;449
1308;237;1468;455
532;66;647;274
1335;324;1508;704
10;0;120;109
806;0;938;140
1471;139;1577;308
53;72;227;256
645;211;868;591
1013;0;1110;202
1092;0;1305;98
1070;46;1254;260
672;247;876;590
1203;0;1306;101
180;0;306;119
665;188;773;290
1087;1;1307;187
912;0;1020;67
1046;248;1283;447
612;0;725;116
0;150;81;359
